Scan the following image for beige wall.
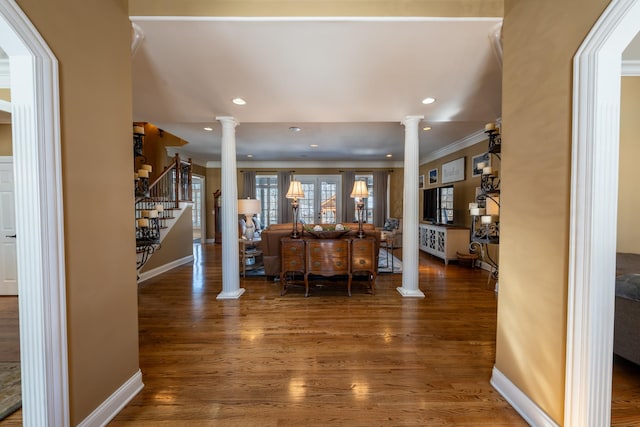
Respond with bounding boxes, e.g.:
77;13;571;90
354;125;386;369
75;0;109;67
0;124;11;156
140;205;194;272
0;88;10;102
15;0;139;424
419;141;496;228
618;77;640;254
498;0;610;423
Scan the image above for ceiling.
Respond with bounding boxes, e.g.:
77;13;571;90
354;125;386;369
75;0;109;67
130;18;504;166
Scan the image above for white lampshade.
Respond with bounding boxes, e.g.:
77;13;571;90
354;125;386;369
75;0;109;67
237;198;261;215
350;180;369;199
285;180;304;199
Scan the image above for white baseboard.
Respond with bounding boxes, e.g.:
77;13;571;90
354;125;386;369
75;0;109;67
77;369;144;427
137;255;194;283
490;366;558;427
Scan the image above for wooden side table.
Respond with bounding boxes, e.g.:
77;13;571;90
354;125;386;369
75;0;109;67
305;239;351;297
351;237;377;294
280;238;305;295
239;238;263;278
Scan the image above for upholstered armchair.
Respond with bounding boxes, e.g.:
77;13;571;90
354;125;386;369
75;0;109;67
378;218;402;247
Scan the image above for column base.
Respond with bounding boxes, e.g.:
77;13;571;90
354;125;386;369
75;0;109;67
216;288;246;300
396;286;425;298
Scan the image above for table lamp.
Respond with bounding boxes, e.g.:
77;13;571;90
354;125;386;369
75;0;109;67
350;180;369;238
285;180;304;238
237;198;261;240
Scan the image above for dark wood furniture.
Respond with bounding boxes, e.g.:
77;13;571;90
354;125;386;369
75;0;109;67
305;239;351;297
280;237;305;296
351;237;377;295
280;236;377;297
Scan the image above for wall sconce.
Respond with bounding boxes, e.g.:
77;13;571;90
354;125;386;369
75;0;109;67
237;198;262;241
285;180;304;239
350;180;369;238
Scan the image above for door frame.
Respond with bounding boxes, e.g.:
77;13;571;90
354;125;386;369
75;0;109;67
295;174;342;224
566;0;640;424
0;1;69;425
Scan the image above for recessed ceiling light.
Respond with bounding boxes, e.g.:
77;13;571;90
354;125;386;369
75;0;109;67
289;126;301;132
423;126;432;131
203;127;213;131
310;144;318;148
386;154;393;158
232;97;247;105
421;97;436;105
247;154;253;158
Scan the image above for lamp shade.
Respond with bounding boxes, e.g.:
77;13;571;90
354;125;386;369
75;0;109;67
237;198;261;215
350;180;369;199
286;180;304;199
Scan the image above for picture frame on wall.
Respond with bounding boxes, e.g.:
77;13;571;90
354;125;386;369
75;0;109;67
419;174;426;189
428;168;438;185
472;152;491;177
442;157;465;183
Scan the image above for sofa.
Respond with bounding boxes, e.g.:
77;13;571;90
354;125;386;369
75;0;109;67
614;252;640;365
261;222;380;279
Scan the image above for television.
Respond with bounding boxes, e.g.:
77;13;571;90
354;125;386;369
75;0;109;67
423;188;438;223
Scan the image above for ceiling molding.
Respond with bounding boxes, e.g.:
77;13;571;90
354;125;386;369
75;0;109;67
622;59;640;75
0;58;9;88
131;16;502;23
419;129;487;165
206;160;403;169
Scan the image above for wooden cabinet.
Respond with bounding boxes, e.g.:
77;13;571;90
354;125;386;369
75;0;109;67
351;237;377;294
281;237;378;297
418;224;470;265
305;239;350;296
280;238;305;295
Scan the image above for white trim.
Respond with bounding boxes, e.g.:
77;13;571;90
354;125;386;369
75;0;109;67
77;370;144;427
491;367;558;427
622;59;640;75
567;0;640;425
206;159;404;169
158;201;192;241
0;58;9;88
137;254;194;283
0;99;11;113
419;129;487;165
0;1;69;425
131;22;144;56
131;16;502;23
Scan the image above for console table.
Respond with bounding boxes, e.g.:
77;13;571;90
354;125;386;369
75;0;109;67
280;236;377;297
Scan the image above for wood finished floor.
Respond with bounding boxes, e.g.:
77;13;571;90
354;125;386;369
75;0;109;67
2;243;640;425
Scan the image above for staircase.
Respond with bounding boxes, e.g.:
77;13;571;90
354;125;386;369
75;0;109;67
135;153;192;271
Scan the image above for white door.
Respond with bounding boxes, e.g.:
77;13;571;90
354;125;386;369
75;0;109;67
0;159;16;295
296;175;342;225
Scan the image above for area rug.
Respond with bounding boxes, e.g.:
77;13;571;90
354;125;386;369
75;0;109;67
378;248;403;273
0;362;21;421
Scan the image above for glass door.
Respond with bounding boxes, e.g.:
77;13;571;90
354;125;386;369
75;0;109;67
296;175;342;225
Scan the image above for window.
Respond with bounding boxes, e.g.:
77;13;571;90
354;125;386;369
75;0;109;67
439;186;454;224
354;174;373;224
256;175;278;226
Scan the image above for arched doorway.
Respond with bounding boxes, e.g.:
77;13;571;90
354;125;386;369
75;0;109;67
566;0;640;424
0;1;68;424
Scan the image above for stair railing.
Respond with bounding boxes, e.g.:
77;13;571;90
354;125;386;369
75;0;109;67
135;154;192;271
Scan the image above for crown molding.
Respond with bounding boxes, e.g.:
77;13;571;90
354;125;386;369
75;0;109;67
419;128;487;165
206;160;404;169
622;59;640;75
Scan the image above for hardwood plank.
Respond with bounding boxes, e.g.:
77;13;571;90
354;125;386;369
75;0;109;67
2;244;639;425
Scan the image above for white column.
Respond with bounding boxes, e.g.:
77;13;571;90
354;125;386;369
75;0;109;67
216;116;244;299
397;115;425;298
